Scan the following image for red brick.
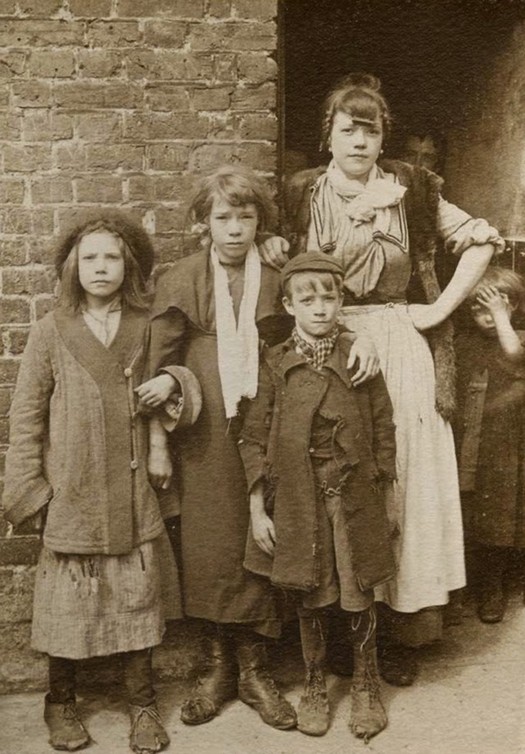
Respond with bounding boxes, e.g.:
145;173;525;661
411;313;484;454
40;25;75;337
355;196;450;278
0;180;25;204
11;81;52;108
34;297;55;320
208;112;236;140
0;208;54;236
31;176;73;204
127;50;213;81
0;86;8;106
28;50;75;78
0;386;12;414
153;235;188;263
4;144;52;172
143;20;187;48
188;143;238;172
18;0;62;15
75;175;123;203
145;143;191;171
118;0;204;17
86;20;141;47
127;174;194;202
77;50;122;78
0;51;26;78
2;267;55;296
75;112;120;142
239;112;277;140
192;86;232;111
123;111;209;141
27;237;54;265
23;111;73;141
53;143;87;171
5;329;29;356
86;144;143;171
0;114;21;140
231;82;275;110
0;20;84;47
0;358;20;384
0;536;41;566
238;52;277;83
1;240;27;265
233;0;276;20
0;1;17;13
208;0;231;18
237;140;276;171
0;301;30;326
69;0;112;17
213;54;237;82
54;82;141;109
145;83;190;111
0;418;8;443
155;206;187;234
187;21;276;52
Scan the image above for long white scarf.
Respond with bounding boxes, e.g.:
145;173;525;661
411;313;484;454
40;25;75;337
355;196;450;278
211;243;261;419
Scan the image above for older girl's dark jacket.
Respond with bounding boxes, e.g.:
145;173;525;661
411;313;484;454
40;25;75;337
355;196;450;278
239;332;397;593
285;160;456;420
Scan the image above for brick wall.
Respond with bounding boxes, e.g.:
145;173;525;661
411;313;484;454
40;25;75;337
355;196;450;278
0;0;279;692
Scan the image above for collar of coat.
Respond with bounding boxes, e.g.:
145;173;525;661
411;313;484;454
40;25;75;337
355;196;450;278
268;330;354;389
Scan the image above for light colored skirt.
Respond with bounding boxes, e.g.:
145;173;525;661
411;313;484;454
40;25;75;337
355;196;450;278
340;303;466;613
31;529;181;659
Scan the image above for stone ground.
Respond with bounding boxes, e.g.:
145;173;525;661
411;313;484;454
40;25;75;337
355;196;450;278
1;591;524;754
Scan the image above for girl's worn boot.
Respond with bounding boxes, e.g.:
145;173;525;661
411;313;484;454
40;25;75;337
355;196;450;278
349;607;387;742
124;649;169;754
234;627;297;730
477;545;507;623
297;611;330;736
180;622;237;725
45;657;90;752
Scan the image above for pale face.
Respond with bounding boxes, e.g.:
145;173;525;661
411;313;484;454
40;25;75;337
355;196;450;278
283;274;342;342
402;135;439;171
77;230;125;307
208;197;258;264
470;297;514;336
329;111;383;182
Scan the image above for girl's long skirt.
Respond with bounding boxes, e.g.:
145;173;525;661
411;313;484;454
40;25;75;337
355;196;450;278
340;304;466;614
31;529;181;659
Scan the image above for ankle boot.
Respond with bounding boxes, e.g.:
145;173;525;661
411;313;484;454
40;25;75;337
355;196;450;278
234;628;297;730
477;546;507;623
45;657;90;751
349;607;387;742
124;649;169;753
180;622;237;725
297;611;329;736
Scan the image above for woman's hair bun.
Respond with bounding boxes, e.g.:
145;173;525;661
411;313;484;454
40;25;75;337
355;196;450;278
335;72;382;93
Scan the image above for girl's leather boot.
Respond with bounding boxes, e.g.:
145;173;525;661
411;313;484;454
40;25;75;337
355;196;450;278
233;627;297;730
45;657;90;751
349;607;387;742
124;649;169;754
180;622;237;725
297;610;329;736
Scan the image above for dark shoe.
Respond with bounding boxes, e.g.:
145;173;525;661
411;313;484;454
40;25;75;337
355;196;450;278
478;584;506;623
235;634;297;730
44;694;90;751
378;644;419;686
350;648;387;743
129;703;169;754
297;664;329;736
180;632;237;725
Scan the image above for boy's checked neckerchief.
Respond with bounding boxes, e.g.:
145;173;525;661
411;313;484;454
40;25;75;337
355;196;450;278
292;327;339;370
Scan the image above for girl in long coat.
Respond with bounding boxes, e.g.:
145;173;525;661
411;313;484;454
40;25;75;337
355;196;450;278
3;213;182;754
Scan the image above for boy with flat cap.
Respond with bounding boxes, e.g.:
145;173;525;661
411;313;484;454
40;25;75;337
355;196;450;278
238;252;397;742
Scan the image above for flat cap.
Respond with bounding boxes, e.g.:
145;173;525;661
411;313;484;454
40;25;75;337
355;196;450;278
281;251;344;289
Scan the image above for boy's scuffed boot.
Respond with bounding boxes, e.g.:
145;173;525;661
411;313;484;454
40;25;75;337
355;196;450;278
124;649;169;753
349;607;387;742
180;623;237;725
234;628;297;730
45;657;90;751
297;611;329;736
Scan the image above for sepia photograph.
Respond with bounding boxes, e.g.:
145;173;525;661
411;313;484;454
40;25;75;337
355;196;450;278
0;1;524;752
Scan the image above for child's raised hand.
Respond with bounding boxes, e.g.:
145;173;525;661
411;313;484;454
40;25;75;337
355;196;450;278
475;285;509;315
148;445;173;490
135;374;177;407
250;509;276;557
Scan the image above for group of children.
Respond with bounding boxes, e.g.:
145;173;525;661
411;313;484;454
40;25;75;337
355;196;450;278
2;164;524;753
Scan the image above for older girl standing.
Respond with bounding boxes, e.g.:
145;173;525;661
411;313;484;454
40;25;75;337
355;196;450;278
263;73;503;683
